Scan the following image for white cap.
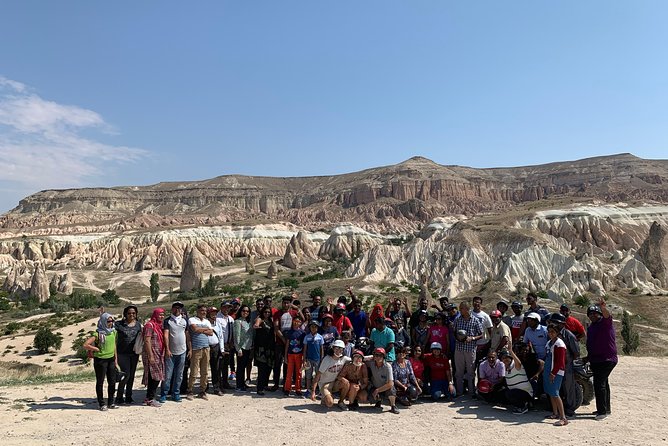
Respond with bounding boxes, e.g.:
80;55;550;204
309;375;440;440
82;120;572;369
526;312;541;321
332;340;345;348
430;342;442;350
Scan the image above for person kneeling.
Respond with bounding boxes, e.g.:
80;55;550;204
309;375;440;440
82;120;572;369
336;350;369;410
422;342;455;401
364;348;400;414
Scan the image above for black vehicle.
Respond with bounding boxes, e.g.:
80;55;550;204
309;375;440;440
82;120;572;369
573;359;595;407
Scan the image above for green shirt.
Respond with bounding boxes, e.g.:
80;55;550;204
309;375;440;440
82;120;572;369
94;331;117;359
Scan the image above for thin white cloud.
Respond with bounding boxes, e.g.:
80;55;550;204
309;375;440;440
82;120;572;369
0;76;147;206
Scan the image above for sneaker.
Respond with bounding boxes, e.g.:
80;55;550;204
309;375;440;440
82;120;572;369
595;414;608;421
283;390;291;396
349;401;360;411
513;406;529;415
198;392;209;401
229;372;236;380
145;399;162;408
245;378;252;385
374;401;382;409
390;406;400;414
99;405;108;411
215;389;224;396
337;401;349;411
108;403;119;409
173;395;182;403
185;393;194;401
303;390;311;399
158;396;167;403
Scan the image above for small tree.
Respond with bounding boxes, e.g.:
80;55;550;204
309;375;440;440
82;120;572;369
72;332;93;364
101;289;120;305
150;273;160;302
309;286;325;299
621;310;640;355
34;327;63;354
200;275;219;297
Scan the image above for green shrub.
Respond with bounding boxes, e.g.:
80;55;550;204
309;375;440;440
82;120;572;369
199;275;219;298
630;287;640;295
277;278;300;289
621;311;640;355
69;290;101;309
309;287;325;299
33;327;63;354
4;322;20;335
537;290;549;299
72;332;93;364
101;289;120;305
573;294;591;308
149;273;160;302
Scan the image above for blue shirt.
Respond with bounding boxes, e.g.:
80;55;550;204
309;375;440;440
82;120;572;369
347;310;368;339
524;325;548;360
370;326;396;362
286;328;306;354
319;326;339;350
304;333;324;362
189;317;212;351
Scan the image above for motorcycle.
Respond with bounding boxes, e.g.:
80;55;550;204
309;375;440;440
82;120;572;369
573;359;595;407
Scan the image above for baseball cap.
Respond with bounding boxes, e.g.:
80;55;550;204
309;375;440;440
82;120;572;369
430;342;442;350
373;347;386;357
172;301;184;308
332;340;345;349
526;312;541;321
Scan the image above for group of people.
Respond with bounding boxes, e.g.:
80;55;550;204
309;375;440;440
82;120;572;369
84;288;618;425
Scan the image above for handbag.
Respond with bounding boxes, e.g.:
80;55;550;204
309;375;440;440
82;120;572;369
133;326;144;355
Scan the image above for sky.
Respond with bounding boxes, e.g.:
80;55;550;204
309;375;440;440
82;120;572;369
0;1;667;212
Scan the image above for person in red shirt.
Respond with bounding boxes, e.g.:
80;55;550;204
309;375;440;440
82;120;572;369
422;342;455;401
272;296;298;390
409;345;425;389
560;304;586;341
331;303;353;335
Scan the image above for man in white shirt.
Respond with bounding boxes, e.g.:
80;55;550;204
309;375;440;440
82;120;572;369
216;301;235;389
471;296;493;365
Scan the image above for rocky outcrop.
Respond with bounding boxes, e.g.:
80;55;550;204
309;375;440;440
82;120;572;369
636;222;668;287
57;271;73;294
267;260;278;279
282;231;318;269
30;264;50;303
179;246;211;292
318;225;386;259
245;254;256;273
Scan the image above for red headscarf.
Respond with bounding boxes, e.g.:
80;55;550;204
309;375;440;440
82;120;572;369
144;308;165;351
370;304;384;324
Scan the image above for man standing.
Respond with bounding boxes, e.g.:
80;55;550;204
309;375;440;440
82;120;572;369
347;299;368;339
522;292;550;328
550;312;580;417
509;301;525;342
215;301;235;390
370;317;396;363
273;295;297;389
160;301;189;402
490;310;512;353
408;297;431;331
187;304;213;400
523;312;548;360
471;296;493;364
453;302;483;396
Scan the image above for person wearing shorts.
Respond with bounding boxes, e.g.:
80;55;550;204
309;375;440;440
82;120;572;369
310;340;350;408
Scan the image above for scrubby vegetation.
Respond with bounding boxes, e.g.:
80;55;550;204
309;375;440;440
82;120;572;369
33;327;63;354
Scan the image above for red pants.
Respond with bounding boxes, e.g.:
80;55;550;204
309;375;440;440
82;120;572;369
284;353;303;392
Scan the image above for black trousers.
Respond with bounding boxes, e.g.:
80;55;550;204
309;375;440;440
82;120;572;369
209;346;222;390
272;344;287;387
591;361;616;415
146;368;161;401
93;357;116;406
116;352;139;400
236;349;250;389
505;388;532;408
179;355;190;395
257;362;272;392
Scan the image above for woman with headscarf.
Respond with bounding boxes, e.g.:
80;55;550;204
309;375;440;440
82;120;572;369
115;305;142;404
367;303;385;335
253;306;275;395
142;308;166;407
84;312;118;411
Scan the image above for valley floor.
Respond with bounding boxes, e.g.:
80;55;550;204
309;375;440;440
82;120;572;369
0;356;666;445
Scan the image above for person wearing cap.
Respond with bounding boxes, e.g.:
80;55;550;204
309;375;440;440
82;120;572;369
509;302;525;342
560;304;586;341
411;309;430;349
310;339;351;409
471;296;493;365
500;347;534;414
422;342;454;401
453;301;484;396
370;316;396;362
336;349;369;410
215;301;235;390
302;320;324;398
583;297;617;420
392;345;421;406
115;304;141;405
490;310;512;353
206;306;225;396
331;301;353;335
523;312;548;360
444;303;460;371
365;347;400;414
549;312;580;417
161;301;189;402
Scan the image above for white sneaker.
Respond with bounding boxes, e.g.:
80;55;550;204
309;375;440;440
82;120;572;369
337;401;349;411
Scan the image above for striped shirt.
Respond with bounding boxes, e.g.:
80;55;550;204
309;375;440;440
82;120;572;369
505;361;533;395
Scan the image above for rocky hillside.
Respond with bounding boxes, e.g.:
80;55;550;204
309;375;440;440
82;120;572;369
3;153;668;233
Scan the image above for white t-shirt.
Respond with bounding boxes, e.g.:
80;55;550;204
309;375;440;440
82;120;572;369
472;310;493;346
216;312;235;345
318;355;351;386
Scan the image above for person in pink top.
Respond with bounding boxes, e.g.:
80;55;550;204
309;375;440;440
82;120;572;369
544;325;568;426
427;313;449;357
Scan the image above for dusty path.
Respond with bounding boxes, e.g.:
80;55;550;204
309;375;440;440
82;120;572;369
0;356;667;445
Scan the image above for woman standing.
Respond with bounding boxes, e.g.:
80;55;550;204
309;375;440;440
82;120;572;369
142;308;166;407
584;297;617;421
115;305;141;404
544;325;567;426
84;312;118;411
253;307;275;395
234;305;253;392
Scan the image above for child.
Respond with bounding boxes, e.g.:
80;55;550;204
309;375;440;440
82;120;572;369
303;320;324;398
341;330;354;358
284;315;306;396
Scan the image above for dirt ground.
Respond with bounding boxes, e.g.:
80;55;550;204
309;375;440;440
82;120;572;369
0;356;666;446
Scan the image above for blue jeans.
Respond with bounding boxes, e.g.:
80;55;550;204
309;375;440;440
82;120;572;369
161;352;186;398
431;379;454;400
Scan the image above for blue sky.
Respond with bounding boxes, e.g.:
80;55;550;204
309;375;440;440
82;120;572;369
0;1;667;212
